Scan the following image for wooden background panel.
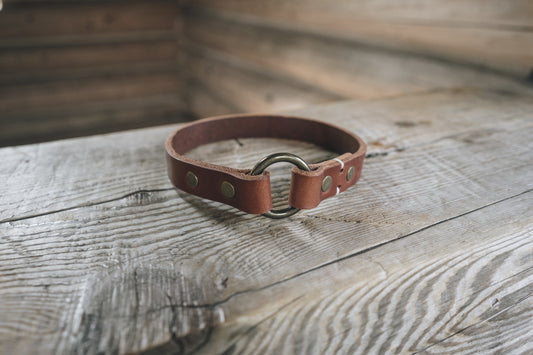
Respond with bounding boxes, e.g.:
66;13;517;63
0;95;188;147
0;73;181;113
0;0;187;147
190;0;533;27
0;41;178;83
188;0;533;78
0;89;532;353
185;46;342;116
184;10;532;102
0;1;177;38
0;72;185;145
2;0;532;146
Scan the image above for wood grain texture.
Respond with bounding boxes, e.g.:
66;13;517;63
198;193;533;354
2;88;531;221
0;41;178;84
0;72;185;146
0;1;177;39
3;0;532;147
185;46;342;116
0;73;181;113
192;0;533;27
187;0;533;78
0;0;185;146
184;10;533;101
0;89;532;354
0;95;190;147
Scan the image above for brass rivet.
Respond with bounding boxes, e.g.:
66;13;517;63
186;171;198;188
321;175;332;192
221;181;235;198
346;166;355;181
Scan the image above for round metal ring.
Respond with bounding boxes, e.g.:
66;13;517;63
250;152;311;219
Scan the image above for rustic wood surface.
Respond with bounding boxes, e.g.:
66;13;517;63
1;89;532;354
180;3;533;120
3;0;532;147
0;0;187;146
187;0;533;78
185;46;342;118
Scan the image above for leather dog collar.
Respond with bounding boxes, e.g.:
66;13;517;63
165;114;366;218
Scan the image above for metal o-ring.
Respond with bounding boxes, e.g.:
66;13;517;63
250;152;310;219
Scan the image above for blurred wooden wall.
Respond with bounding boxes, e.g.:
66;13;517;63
182;0;533;117
0;0;187;146
1;0;532;146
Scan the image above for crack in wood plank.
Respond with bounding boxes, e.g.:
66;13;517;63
192;196;532;353
123;188;532;314
1;89;531;354
3;88;530;222
194;295;305;355
2;123;522;225
0;188;175;224
412;291;533;354
364;125;523;159
235;188;530;300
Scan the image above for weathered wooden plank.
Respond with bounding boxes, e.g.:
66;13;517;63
1;89;531;221
0;62;184;146
0;60;180;86
196;193;533;354
0;0;183;146
192;0;533;28
0;95;189;147
0;70;184;145
184;11;533;100
0;89;531;354
0;41;178;82
185;46;343;115
185;79;242;118
0;1;178;39
4;193;531;354
189;0;533;77
0;72;181;113
0;31;176;49
0;66;185;147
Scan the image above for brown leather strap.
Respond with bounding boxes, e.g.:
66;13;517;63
165;114;366;214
